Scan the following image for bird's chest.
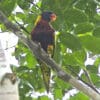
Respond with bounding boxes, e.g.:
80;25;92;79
34;31;54;46
32;23;55;51
33;24;55;43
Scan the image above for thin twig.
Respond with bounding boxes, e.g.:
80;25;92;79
66;65;100;94
15;20;30;34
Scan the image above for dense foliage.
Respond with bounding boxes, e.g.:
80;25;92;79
0;0;100;100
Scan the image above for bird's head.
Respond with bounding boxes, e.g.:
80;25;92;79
35;11;56;25
41;11;56;22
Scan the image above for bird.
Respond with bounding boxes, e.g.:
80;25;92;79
31;11;56;92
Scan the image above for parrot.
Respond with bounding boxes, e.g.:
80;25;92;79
31;11;56;92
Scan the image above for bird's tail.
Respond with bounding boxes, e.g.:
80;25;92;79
40;62;51;93
39;45;53;92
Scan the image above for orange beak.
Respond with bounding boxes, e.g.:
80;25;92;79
50;13;57;21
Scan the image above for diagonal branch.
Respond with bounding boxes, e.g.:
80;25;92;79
0;11;100;100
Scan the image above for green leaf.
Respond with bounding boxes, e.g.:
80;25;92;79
54;77;71;90
63;50;86;66
94;57;100;67
26;52;37;68
74;22;94;34
94;14;100;22
0;24;7;31
54;88;63;100
63;49;86;72
70;92;89;100
16;12;26;20
75;0;88;10
19;81;33;100
20;96;32;100
63;53;79;66
17;0;30;10
65;8;88;24
79;34;100;54
86;65;98;74
75;1;96;18
54;40;62;64
60;33;82;51
90;73;100;87
16;66;44;92
0;0;16;16
93;27;100;37
38;95;50;100
73;50;86;64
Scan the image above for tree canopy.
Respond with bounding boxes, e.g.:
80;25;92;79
0;0;100;100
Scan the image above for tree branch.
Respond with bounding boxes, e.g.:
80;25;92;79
0;11;100;100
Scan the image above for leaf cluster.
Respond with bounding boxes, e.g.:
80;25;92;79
0;0;100;99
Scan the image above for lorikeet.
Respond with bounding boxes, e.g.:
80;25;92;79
31;11;56;92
